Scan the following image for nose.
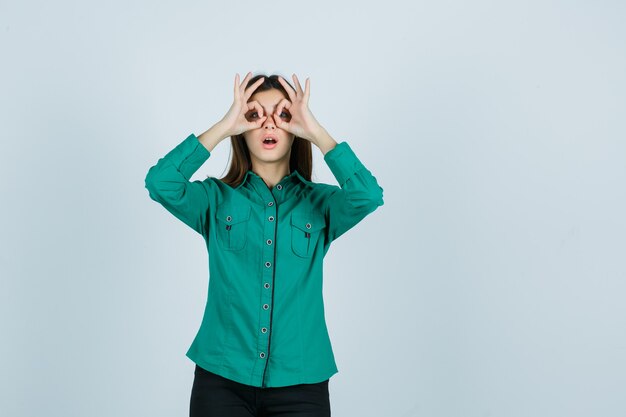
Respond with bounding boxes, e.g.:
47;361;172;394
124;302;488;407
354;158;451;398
262;113;276;129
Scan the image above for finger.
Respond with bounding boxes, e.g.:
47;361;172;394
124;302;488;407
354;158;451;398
238;72;252;96
275;98;291;116
272;113;287;129
277;76;297;101
235;72;248;101
234;73;246;100
274;99;292;125
247;100;264;117
250;115;267;129
243;76;265;101
239;72;252;91
239;72;257;99
303;77;310;103
292;74;304;96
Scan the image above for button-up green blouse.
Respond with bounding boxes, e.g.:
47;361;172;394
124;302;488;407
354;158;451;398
145;133;384;388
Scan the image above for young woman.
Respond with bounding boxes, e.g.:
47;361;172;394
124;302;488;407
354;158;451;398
145;72;384;417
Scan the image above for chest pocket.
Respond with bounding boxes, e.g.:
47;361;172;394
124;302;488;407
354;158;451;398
215;203;251;251
290;211;326;258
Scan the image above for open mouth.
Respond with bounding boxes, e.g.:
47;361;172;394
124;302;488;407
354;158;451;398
262;137;278;149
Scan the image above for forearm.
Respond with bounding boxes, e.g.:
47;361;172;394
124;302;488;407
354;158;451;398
311;126;338;155
197;122;230;152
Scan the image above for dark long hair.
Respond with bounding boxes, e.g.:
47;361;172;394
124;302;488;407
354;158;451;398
220;74;313;187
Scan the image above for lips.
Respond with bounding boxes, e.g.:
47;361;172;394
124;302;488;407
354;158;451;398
262;135;278;149
263;135;278;143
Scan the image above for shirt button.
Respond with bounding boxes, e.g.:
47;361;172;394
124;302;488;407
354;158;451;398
268;201;274;207
276;184;283;190
266;239;272;245
265;261;271;268
305;223;311;229
268;216;274;222
261;327;267;333
263;304;269;310
226;215;232;222
264;282;270;289
260;352;266;358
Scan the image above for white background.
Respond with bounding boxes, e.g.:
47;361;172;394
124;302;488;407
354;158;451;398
1;1;625;416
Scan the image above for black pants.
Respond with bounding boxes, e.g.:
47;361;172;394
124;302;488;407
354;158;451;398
190;364;331;417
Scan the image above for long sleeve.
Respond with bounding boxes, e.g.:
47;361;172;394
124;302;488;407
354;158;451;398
145;133;216;235
322;141;384;242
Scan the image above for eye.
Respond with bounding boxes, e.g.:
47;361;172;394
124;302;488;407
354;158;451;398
246;111;259;120
279;111;290;119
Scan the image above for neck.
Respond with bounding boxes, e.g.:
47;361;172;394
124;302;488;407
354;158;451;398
251;159;290;189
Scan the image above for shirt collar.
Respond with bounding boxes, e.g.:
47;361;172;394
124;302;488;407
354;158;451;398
236;169;312;191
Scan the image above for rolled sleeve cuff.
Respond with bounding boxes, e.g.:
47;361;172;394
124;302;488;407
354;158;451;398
323;142;366;186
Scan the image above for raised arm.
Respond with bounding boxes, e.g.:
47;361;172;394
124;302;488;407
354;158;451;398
298;122;384;242
321;140;384;242
144;131;216;235
145;72;269;234
272;74;384;241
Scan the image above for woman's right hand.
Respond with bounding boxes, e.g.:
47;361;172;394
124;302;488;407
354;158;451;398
218;72;267;137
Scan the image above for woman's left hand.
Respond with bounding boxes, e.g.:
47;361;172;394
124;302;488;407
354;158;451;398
274;74;324;143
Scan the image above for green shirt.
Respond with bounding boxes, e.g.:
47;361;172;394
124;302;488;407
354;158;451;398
145;133;384;388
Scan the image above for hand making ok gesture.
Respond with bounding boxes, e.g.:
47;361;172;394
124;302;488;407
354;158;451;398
273;74;325;144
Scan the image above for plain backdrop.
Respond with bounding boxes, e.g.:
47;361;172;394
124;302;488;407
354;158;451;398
1;1;625;416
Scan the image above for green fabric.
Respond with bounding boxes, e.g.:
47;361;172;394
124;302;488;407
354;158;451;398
145;133;384;387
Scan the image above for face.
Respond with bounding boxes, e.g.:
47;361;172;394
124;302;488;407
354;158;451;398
242;88;295;167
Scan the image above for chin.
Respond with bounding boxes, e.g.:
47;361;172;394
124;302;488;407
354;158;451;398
255;151;291;164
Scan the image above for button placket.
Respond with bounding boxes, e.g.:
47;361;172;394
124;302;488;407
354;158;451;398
258;188;277;365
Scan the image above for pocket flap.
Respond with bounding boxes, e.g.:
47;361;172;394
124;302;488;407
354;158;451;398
291;211;326;232
216;204;251;225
